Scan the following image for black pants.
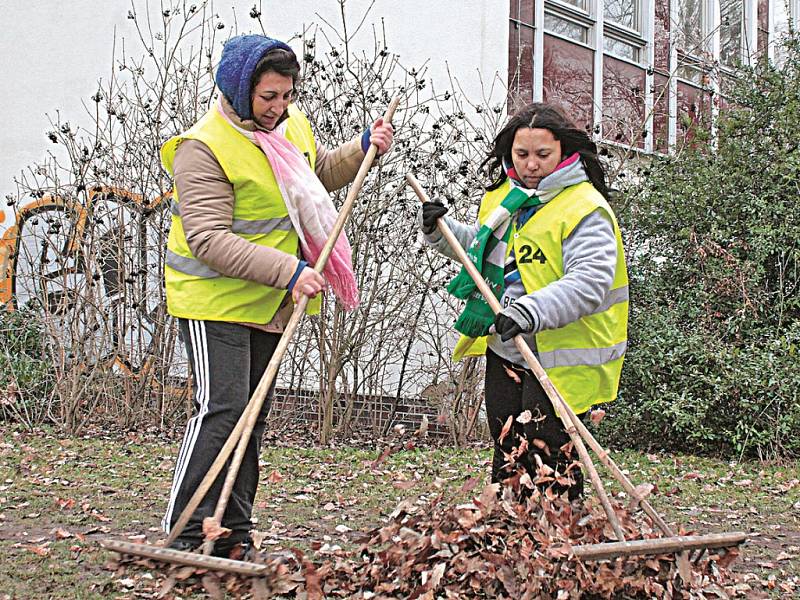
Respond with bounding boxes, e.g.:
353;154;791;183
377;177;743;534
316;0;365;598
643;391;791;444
162;319;279;545
484;349;586;500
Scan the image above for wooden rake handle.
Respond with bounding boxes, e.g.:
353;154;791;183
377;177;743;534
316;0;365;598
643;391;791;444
165;96;401;549
405;173;626;541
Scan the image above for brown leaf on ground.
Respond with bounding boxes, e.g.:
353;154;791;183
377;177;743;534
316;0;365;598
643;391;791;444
201;573;224;600
54;497;75;510
589;408;606;425
24;544;50;557
459;476;480;495
202;517;231;542
393;479;417;490
370;446;392;470
266;469;283;483
156;574;176;598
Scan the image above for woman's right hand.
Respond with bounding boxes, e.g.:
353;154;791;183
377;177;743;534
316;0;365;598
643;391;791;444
292;267;326;302
421;201;448;234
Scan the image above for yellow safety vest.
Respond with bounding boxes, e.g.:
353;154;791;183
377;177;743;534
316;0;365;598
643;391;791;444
161;104;321;323
453;180;629;413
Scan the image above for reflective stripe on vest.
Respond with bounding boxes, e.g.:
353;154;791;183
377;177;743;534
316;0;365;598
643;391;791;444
538;339;627;369
231;216;292;235
590;285;628;316
171;200;292;236
165;249;219;279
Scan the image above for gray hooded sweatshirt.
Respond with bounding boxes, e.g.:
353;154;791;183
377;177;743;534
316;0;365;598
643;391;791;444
422;160;618;367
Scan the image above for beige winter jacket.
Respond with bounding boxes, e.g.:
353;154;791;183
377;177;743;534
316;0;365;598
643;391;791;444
172;97;366;332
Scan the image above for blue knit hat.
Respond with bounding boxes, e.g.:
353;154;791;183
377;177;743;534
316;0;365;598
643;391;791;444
215;34;294;121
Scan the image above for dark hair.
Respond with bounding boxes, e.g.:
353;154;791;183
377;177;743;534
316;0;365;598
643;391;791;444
249;48;301;94
481;102;609;199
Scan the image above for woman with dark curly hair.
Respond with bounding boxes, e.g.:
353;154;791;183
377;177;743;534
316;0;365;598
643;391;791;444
420;103;627;500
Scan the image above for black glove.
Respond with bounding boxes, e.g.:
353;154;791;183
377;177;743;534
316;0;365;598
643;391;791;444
421;201;448;234
493;312;526;342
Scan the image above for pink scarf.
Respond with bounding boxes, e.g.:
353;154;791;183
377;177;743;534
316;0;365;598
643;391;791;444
218;101;359;309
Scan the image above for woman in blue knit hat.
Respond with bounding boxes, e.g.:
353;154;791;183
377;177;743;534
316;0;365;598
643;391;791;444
160;34;393;559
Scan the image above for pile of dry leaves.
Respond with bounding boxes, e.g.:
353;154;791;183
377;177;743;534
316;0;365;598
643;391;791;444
109;473;740;599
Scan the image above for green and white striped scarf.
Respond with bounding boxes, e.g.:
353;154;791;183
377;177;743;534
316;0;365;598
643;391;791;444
447;185;541;337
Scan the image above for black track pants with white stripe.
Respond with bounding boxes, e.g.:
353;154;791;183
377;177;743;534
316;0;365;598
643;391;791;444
162;319;280;545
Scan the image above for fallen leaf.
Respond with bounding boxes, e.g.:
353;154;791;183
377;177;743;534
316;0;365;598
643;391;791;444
25;544;50;557
267;469;283;483
202;517;231;542
589;408;606;425
393;480;416;490
459;477;480;494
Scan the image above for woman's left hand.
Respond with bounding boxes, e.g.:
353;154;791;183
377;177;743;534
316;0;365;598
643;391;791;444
369;118;394;155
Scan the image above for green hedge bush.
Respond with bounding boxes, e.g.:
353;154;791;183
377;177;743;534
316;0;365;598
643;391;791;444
601;37;800;458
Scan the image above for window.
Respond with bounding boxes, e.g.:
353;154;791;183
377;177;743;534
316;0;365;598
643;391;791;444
677;0;708;56
604;0;645;62
772;0;798;64
720;0;745;65
544;12;590;42
509;0;535;105
603;36;640;60
604;0;639;29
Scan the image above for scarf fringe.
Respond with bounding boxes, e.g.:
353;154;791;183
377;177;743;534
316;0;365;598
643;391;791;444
303;236;360;310
453;305;495;338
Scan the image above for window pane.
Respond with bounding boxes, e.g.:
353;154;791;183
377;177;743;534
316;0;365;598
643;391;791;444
544;13;589;43
677;81;712;148
677;0;705;56
719;0;744;66
602;55;646;148
543;34;594;131
510;0;534;26
773;0;794;64
604;0;639;30
604;36;640;61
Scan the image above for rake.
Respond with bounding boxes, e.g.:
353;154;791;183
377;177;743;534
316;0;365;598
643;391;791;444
405;173;746;582
100;96;400;574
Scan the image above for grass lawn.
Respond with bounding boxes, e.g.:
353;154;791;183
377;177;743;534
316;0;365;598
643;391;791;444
0;424;798;598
